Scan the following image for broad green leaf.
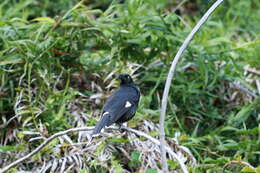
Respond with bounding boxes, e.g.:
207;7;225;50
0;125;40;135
131;151;140;162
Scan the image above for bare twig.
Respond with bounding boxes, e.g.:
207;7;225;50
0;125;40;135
159;0;224;172
231;81;259;98
256;80;260;94
244;66;260;75
1;126;187;173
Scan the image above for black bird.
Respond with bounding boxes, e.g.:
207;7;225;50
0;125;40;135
91;74;140;136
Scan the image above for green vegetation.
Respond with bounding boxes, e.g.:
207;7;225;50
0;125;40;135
0;0;259;172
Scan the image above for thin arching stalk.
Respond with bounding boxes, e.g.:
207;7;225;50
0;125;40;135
159;0;224;172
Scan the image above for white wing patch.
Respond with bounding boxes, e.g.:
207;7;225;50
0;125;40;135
125;101;132;108
103;112;109;116
92;133;100;137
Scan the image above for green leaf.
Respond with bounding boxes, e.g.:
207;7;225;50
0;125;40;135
0;145;26;152
146;168;157;173
241;167;256;173
32;17;55;24
229;104;254;127
111;157;123;173
129;151;141;167
0;58;23;65
131;151;140;162
168;160;179;170
107;137;129;143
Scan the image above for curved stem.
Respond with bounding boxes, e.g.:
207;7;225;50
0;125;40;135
159;0;224;172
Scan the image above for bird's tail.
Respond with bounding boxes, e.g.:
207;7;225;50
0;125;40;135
91;114;110;136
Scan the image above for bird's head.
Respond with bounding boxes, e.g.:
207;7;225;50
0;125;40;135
118;74;134;85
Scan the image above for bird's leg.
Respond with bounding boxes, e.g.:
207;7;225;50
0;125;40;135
118;122;127;132
118;123;123;132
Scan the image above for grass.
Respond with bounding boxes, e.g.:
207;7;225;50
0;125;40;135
0;0;260;172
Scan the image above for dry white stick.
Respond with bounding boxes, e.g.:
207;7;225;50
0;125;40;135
159;0;224;172
244;66;260;75
256;80;260;94
231;81;259;98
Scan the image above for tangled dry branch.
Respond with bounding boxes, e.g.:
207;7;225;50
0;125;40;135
0;126;192;173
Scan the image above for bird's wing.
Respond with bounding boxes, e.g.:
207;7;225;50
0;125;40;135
91;93;132;135
103;88;135;126
92;86;139;135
